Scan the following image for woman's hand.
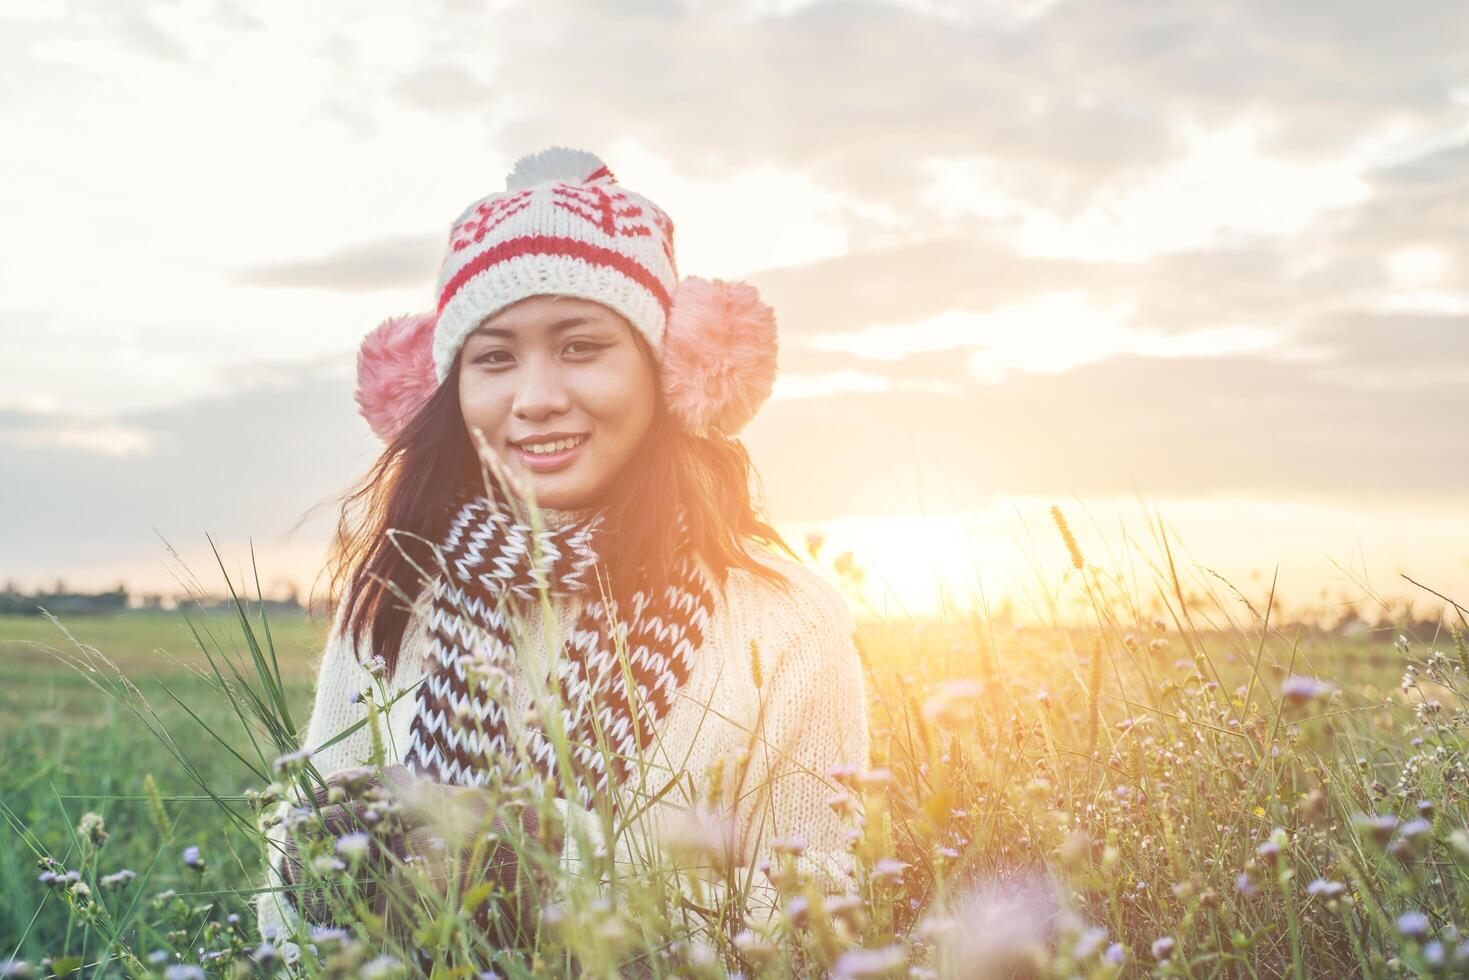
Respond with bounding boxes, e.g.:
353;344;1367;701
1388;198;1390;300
275;764;413;924
275;764;559;943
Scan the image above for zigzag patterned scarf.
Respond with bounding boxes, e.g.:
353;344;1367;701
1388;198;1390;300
402;483;716;808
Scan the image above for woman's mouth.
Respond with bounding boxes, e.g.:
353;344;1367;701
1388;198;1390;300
511;433;588;473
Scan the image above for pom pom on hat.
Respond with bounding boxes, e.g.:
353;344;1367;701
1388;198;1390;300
505;146;614;191
356;311;438;442
660;277;778;436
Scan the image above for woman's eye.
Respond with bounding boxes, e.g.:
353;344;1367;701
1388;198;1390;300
474;350;512;366
565;341;603;356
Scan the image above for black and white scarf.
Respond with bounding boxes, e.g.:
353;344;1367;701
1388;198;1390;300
402;483;715;807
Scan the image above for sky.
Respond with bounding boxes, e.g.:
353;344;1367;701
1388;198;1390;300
2;0;1467;623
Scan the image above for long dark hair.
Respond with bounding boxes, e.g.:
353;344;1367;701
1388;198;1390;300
318;333;796;675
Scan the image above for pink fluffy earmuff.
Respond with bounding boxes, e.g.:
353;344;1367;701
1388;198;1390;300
355;277;778;443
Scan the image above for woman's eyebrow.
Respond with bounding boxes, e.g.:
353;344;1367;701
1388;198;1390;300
470;316;597;339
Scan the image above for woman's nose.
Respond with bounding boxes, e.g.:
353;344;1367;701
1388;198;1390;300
511;358;573;420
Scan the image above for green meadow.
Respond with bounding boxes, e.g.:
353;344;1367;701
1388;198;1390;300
2;531;1467;978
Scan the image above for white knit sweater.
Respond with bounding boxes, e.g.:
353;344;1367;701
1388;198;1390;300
255;518;870;946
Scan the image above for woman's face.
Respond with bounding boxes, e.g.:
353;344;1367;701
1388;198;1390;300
458;294;658;511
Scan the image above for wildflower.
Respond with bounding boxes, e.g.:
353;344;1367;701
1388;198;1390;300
1235;873;1258;898
181;845;205;872
831;945;906;978
664;805;741;872
772;835;807;857
366;654;389;677
360;956;405;979
938;872;1059;974
870;857;908;886
163;967;205;980
309;925;349;945
1147;638;1168;654
47;869;81;888
732;929;776;964
271;747;312;775
855;767;895;791
824;893;864;927
1;961;34;980
1307;879;1346;899
1398;910;1430;940
1151;937;1176;962
827;791;859;818
1104;943;1128;966
336;832;371;861
1280;675;1334;707
313;855;347;874
922;678;984;729
785;895;810;928
1073;926;1109;959
77;812;108;848
1399;818;1432;841
1354;813;1399;846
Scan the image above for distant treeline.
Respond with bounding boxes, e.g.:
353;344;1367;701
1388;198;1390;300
0;584;306;616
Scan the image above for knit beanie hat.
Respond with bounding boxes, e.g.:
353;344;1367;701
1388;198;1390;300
355;147;779;442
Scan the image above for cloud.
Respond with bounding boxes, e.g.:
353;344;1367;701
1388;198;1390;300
393;65;496;109
483;0;1468;220
1294;313;1469;389
0;366;379;581
0;409;155;458
742;344;1469;520
6;0;1469;594
237;235;441;291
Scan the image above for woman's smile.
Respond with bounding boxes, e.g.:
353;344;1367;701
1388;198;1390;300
510;432;590;473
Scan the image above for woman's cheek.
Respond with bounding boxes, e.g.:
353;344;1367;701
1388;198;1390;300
459;378;508;437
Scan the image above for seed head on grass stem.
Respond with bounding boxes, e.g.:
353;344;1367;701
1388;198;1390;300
1050;505;1085;572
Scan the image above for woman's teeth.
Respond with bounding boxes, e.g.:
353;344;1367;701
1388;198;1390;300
520;435;587;456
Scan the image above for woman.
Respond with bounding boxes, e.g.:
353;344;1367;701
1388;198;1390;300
256;147;870;957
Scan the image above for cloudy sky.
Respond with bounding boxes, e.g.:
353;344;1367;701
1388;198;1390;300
3;0;1467;620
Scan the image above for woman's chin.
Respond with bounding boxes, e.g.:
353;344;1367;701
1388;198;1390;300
518;475;590;512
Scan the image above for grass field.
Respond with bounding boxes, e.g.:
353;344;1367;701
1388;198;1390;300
0;609;324;965
2;535;1467;977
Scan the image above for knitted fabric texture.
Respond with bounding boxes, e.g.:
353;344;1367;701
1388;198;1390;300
403;483;715;806
432;146;678;381
257;541;869;950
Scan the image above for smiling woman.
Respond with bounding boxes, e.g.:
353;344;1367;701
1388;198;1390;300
458;297;658;509
255;147;871;961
